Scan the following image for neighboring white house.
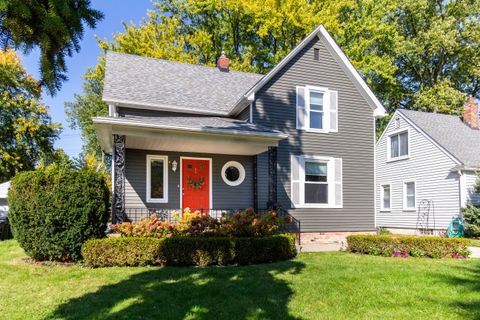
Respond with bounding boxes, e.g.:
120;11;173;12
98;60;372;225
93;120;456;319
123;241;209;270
376;98;480;234
0;181;10;218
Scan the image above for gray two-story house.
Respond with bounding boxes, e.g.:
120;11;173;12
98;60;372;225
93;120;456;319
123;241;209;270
93;25;386;239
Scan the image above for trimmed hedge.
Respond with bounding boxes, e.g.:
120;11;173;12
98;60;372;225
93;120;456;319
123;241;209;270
347;235;470;258
8;165;110;261
82;234;297;267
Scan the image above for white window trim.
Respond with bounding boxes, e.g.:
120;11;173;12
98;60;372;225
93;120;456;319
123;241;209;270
146;155;169;203
403;180;416;211
387;128;410;162
294;155;341;208
305;85;330;133
221;161;246;186
380;183;391;212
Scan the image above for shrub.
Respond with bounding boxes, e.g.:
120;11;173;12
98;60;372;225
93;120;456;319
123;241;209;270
347;235;470;259
111;214;179;238
377;226;391;235
82;234;297;267
8;164;110;261
112;208;287;239
462;205;480;238
219;208;284;237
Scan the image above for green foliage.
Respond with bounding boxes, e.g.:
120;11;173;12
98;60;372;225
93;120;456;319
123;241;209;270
347;234;470;258
0;49;61;182
377;226;391;235
82;234;297;267
0;0;103;95
111;208;287;239
7;163;110;261
68;0;480;151
462;205;480;238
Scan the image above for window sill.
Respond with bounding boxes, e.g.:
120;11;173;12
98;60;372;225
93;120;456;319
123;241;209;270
379;209;391;212
305;128;330;133
402;208;416;212
146;199;168;203
386;156;409;163
293;204;343;209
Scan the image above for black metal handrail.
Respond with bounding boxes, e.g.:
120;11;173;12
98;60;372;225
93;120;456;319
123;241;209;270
122;208;301;244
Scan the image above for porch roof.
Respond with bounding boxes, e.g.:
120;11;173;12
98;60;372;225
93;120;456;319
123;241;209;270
93;116;288;155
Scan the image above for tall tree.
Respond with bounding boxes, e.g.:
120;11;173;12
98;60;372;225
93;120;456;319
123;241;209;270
0;49;61;182
0;0;104;95
67;0;480;153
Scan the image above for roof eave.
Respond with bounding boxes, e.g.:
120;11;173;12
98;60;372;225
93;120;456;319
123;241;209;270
102;98;230;117
93;116;288;141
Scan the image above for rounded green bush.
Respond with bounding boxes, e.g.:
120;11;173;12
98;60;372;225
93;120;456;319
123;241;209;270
82;234;297;267
8;164;110;261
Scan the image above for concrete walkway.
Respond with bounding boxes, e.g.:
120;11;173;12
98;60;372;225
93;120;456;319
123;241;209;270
297;242;344;253
468;246;480;258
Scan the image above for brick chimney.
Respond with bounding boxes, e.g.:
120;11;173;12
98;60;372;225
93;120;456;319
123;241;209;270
217;51;229;72
463;96;479;129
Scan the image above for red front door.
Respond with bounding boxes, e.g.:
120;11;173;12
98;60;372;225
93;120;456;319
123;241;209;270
182;158;210;211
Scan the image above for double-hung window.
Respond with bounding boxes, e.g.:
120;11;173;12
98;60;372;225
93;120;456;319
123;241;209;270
296;86;338;132
304;161;328;204
309;91;324;130
291;155;342;208
388;130;409;160
403;181;415;210
381;184;391;211
146;155;168;203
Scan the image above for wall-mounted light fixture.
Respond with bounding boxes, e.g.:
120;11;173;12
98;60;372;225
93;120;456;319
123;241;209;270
171;160;178;172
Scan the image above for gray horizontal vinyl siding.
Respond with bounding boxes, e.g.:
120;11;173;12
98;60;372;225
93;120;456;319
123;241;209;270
376;114;460;230
465;170;480;206
253;35;375;232
118;106;208;118
125;149;253;209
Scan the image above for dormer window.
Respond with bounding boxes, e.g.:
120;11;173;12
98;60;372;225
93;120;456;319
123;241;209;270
388;129;409;161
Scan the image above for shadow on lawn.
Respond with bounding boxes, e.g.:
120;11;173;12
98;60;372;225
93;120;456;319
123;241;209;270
434;262;480;319
50;260;305;320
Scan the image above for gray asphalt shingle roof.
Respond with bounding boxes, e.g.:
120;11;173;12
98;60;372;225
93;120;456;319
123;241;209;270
96;115;286;138
399;109;480;168
103;51;263;115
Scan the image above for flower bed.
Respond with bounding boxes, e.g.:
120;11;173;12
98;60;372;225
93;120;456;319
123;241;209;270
347;235;470;259
82;234;297;267
111;208;289;238
83;209;296;267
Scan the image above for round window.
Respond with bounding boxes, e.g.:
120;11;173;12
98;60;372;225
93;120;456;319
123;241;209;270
221;161;245;186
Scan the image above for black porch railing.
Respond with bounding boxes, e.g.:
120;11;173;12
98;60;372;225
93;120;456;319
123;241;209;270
123;208;301;245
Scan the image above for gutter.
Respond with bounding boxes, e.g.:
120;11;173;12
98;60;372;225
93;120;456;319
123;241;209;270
92;117;289;140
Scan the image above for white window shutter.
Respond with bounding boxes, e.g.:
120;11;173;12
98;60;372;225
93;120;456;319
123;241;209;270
334;158;343;207
291;155;302;207
296;86;307;130
329;90;338;132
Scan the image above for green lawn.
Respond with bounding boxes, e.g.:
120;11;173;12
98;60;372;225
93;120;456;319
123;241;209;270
1;240;479;320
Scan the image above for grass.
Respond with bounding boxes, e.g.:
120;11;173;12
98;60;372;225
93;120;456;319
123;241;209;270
0;240;479;320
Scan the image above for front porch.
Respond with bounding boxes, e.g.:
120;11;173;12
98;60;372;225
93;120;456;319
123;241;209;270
93;114;290;226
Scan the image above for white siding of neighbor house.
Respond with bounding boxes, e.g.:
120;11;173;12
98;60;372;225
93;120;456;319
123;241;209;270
465;170;480;206
376;112;461;230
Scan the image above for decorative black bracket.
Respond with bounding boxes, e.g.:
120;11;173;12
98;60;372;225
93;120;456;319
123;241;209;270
267;146;277;208
112;134;127;224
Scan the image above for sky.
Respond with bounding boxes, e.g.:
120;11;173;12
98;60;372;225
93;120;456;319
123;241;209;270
19;0;154;158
